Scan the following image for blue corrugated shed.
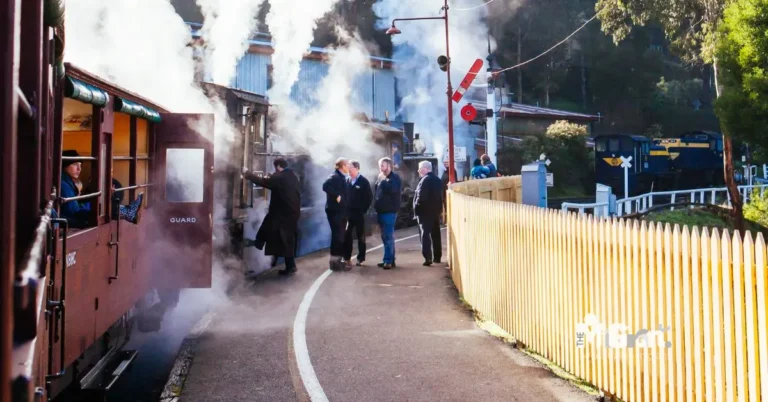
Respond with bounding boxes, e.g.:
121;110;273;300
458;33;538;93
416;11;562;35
226;52;396;122
234;53;270;95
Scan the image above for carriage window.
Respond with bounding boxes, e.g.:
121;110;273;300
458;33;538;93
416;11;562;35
596;139;606;152
608;139;620;153
166;148;205;203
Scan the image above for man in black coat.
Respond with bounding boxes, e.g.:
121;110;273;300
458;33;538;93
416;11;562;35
413;160;444;266
322;157;350;271
342;159;373;267
242;158;302;276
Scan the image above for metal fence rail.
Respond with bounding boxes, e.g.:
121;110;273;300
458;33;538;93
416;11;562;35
448;177;768;402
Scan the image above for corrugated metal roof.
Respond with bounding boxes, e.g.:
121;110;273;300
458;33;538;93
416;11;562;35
361;121;402;133
472;101;601;122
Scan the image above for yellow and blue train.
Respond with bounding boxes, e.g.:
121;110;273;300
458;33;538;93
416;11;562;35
594;131;724;197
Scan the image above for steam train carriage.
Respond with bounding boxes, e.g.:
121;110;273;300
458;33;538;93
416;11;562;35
594;131;725;197
3;4;215;399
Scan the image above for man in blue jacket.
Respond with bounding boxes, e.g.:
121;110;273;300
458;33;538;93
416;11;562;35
413;160;443;266
373;157;402;269
343;160;373;267
323;157;351;271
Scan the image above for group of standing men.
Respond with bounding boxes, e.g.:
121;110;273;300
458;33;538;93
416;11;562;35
322;156;443;271
242;155;444;276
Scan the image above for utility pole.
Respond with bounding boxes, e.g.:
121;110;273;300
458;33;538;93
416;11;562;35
486;35;498;169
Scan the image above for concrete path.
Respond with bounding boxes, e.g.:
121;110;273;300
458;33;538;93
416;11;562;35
175;227;595;402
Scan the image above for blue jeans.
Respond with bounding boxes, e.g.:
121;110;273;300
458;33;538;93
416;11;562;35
377;212;396;263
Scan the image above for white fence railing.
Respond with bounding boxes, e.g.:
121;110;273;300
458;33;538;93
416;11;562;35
562;184;768;217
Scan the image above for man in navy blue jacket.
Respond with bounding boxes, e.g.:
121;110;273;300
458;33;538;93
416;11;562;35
323;157;351;271
413;160;443;266
343;160;373;267
373;157;402;269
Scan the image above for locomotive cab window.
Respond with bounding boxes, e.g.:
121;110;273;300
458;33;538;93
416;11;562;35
596;139;607;152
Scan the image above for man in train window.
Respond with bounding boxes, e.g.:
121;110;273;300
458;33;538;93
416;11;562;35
242;158;301;275
60;150;143;228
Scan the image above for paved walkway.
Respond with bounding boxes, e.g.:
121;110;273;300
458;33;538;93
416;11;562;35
174;227;594;402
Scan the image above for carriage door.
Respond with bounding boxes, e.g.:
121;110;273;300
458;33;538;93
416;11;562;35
153;113;214;288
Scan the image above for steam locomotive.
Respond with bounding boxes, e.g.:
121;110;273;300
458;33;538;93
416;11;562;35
594;131;725;197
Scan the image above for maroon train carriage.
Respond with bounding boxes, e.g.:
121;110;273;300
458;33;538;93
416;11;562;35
3;4;217;397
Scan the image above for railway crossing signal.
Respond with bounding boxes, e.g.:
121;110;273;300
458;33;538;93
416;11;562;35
452;59;484;103
460;103;477;121
620;156;632;199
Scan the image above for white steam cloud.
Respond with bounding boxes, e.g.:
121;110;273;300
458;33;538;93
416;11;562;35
265;0;343;102
373;0;496;175
196;0;265;86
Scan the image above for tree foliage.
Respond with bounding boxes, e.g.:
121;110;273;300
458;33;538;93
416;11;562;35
714;0;768;149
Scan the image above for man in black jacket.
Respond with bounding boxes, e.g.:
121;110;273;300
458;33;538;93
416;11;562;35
343;160;373;267
374;157;402;269
413;160;444;266
323;157;350;271
242;158;302;275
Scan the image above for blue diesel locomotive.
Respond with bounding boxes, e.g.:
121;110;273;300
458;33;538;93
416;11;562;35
594;131;724;197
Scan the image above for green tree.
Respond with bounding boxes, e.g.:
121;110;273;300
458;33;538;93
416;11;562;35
715;0;768;155
595;0;747;231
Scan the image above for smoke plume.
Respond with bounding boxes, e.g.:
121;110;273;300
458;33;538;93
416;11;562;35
372;0;496;175
264;0;343;103
195;0;266;86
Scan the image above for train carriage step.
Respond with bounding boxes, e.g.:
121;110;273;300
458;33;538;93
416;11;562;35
78;350;138;401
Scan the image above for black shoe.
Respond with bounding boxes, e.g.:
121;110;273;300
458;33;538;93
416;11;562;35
278;268;296;276
423;261;432;267
377;262;386;268
382;263;393;270
434;259;442;264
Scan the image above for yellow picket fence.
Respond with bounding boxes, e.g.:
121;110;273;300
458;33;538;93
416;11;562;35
447;178;768;402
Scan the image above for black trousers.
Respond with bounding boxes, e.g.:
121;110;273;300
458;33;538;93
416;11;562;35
343;212;366;261
327;212;347;258
417;215;442;262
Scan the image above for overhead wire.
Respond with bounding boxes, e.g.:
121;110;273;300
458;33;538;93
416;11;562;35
451;0;498;11
494;11;600;74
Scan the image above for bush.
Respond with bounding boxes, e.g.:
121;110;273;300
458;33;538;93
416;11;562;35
744;190;768;228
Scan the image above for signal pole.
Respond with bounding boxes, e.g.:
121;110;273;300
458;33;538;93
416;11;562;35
486;50;498;170
386;0;456;182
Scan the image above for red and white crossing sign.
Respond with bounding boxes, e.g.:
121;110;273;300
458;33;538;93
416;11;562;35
452;59;483;103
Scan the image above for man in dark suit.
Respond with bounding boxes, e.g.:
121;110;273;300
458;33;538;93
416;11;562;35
413;160;444;266
342;160;373;267
242;158;302;276
323;157;350;271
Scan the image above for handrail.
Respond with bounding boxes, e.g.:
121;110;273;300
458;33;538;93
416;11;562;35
16;86;34;118
47;218;68;380
60;191;102;204
113;183;154;192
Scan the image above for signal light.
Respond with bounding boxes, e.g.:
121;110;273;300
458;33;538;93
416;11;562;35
437;55;449;72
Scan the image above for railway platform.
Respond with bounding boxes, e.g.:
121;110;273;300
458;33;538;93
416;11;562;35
162;226;594;402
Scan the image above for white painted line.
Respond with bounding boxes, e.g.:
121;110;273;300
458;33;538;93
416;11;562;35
293;227;446;401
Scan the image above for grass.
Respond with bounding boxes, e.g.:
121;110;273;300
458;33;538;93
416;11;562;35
645;207;768;235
